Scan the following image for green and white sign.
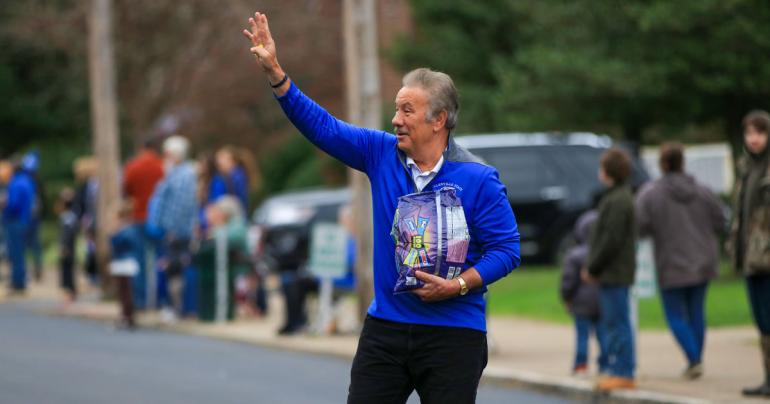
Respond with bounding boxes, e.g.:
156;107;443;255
308;223;348;278
634;238;657;298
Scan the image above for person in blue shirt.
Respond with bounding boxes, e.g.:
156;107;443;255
3;162;36;292
147;135;199;320
243;13;520;404
20;151;44;282
211;146;251;212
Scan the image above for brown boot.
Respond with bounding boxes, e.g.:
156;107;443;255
597;376;636;391
742;335;770;397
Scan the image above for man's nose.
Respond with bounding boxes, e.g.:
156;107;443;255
392;112;402;127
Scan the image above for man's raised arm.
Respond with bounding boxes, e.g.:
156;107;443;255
241;12;388;174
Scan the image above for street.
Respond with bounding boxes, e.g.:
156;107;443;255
0;301;573;404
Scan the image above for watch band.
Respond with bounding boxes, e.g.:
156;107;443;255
270;73;289;88
457;276;469;296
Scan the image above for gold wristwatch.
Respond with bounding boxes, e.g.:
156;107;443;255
457;276;469;296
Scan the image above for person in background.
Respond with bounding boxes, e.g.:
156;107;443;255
729;110;770;398
211;146;252;212
560;210;606;377
21;151;44;282
583;148;637;391
3;160;36;293
109;200;142;330
57;188;78;304
197;195;249;322
636;142;725;380
122;136;165;310
147;135;198;322
0;160;13;283
73;157;100;286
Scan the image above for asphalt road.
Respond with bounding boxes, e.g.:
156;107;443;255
0;301;574;404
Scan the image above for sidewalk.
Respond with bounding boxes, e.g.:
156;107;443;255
2;273;765;404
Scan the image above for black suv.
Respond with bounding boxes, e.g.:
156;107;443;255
455;132;649;263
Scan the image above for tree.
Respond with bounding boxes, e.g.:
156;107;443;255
390;0;770;151
0;1;90;156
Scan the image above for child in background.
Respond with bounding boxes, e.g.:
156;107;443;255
57;188;78;304
583;148;637;391
560;210;605;376
109;201;141;330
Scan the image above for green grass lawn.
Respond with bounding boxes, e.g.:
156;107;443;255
487;263;754;330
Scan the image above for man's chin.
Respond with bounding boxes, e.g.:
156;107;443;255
396;137;410;153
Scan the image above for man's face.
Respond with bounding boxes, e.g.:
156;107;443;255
744;125;768;155
392;86;439;156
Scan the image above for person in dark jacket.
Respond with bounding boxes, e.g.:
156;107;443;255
57;188;78;303
729;110;770;397
561;210;606;376
636;142;725;380
583;147;637;391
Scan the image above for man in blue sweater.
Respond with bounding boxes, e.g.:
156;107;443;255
244;12;520;404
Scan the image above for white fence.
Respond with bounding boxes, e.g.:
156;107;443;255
641;143;734;195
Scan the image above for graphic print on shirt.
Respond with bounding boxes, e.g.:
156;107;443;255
392;188;471;293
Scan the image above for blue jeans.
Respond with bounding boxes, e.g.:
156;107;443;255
599;286;635;378
747;274;770;335
182;266;199;316
130;223;159;310
660;282;708;366
6;220;28;290
574;315;608;371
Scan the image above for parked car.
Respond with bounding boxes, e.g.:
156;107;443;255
455;132;649;263
250;188;352;274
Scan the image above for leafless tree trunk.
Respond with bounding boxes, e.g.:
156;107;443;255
344;0;381;321
88;0;122;297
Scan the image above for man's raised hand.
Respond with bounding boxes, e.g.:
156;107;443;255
242;12;284;84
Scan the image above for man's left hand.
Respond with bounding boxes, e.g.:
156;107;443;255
412;270;460;302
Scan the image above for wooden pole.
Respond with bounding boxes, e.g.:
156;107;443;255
88;0;122;297
343;0;381;321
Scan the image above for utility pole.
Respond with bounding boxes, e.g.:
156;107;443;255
343;0;380;321
88;0;122;297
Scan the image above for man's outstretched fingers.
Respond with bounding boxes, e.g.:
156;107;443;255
242;29;255;43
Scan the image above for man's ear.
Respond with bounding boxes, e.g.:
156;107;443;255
432;110;448;133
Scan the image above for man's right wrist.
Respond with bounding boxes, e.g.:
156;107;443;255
267;65;284;84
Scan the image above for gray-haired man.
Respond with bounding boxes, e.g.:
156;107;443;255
243;12;520;403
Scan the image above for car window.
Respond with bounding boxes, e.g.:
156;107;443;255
469;147;559;199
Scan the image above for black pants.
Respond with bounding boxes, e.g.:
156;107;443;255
748;274;770;335
279;272;315;332
59;255;76;296
116;276;135;327
348;315;487;404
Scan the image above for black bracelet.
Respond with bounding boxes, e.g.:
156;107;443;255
270;73;289;88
